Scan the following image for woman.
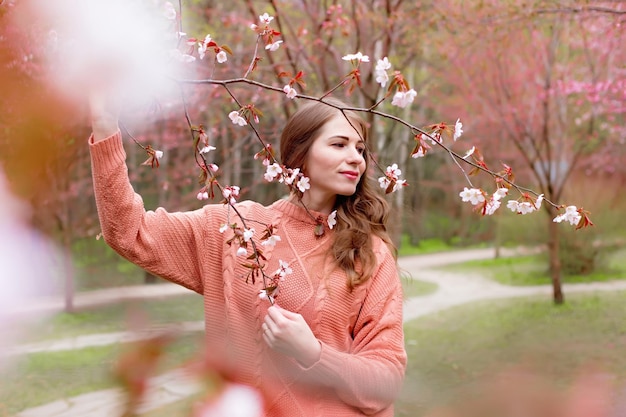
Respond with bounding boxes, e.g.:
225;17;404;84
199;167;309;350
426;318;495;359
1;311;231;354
89;96;407;416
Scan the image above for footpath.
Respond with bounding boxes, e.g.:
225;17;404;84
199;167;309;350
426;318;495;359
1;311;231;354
11;247;626;417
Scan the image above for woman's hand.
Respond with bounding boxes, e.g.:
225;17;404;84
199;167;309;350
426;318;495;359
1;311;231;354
262;305;321;368
89;89;121;142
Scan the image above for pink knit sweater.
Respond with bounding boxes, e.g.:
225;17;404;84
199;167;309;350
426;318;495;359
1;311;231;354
90;131;406;416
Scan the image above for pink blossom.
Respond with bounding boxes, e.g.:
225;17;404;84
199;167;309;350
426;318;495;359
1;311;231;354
274;260;293;279
393;179;407;193
208;164;219;173
196;191;209;200
411;148;426;158
222;186;240;204
283;85;297;99
391;89;417;108
284;168;300;185
236;247;247;257
154;150;164;159
259;13;274;25
385;164;402;180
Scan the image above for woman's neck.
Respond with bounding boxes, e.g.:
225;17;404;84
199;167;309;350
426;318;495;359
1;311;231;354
288;193;335;215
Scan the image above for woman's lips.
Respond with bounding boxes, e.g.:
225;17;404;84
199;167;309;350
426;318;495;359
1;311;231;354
341;171;359;180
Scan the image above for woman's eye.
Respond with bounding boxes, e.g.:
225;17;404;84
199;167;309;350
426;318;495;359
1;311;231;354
332;143;345;148
357;148;365;154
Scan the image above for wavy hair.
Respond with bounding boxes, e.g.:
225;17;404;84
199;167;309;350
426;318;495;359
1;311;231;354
280;99;396;288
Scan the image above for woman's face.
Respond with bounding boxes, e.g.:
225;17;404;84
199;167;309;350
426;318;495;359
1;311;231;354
300;114;367;213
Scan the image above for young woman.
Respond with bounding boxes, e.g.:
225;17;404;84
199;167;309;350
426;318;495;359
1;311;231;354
89;96;406;416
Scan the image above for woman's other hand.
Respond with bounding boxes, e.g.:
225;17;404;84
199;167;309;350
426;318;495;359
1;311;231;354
262;305;322;367
89;89;120;142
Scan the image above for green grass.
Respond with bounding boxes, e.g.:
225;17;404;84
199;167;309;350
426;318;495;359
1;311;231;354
439;248;626;286
396;291;626;416
402;277;438;298
398;236;454;257
24;294;204;342
8;290;626;416
0;334;203;415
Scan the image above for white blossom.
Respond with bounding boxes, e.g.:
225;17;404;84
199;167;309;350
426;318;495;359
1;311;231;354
236;247;247;257
199;145;216;154
534;194;544;210
296;176;310;193
374;57;391;87
283;85;297;99
243;228;255;242
459;187;485;206
553;205;581;226
485;199;501;215
265;40;283;51
327;210;337;230
453;118;463;141
391;89;417;108
264;163;283;182
229;111;247;126
493;188;509;201
463;146;476;159
216;50;228;63
342;52;369;63
261;235;281;247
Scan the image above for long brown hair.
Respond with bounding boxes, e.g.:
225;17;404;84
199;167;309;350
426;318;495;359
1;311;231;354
280;99;396;288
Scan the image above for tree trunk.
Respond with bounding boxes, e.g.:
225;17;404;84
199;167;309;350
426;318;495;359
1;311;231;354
63;230;74;313
547;214;564;304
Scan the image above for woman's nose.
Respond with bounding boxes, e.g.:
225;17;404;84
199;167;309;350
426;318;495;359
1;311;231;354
347;146;364;164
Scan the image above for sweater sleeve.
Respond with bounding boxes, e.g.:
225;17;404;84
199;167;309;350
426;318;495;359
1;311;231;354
302;248;407;415
89;131;214;294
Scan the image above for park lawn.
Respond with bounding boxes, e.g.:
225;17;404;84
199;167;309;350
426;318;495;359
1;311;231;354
22;294;205;342
142;291;626;416
438;247;626;286
402;277;438;298
396;291;626;416
0;334;204;415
